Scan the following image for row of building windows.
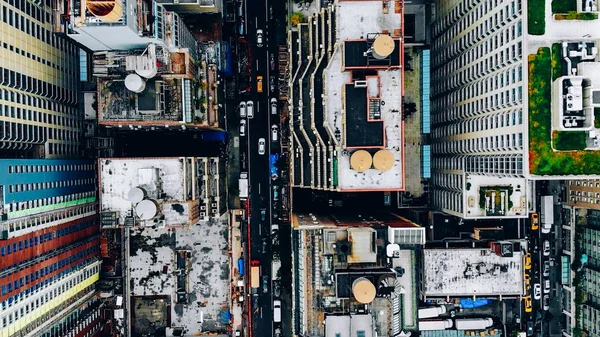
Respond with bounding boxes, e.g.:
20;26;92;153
432;189;464;216
40;300;101;337
431;155;523;176
431;109;523;139
5;203;97;233
568;179;600;187
1;88;79;114
5;190;95;214
431;132;523;155
0;122;80;155
7;178;94;193
0;67;77;106
0;246;98;303
1;42;75;77
0;219;96;258
6;162;94;174
0;264;100;328
0;104;81;129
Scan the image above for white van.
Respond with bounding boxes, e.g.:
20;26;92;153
273;300;281;323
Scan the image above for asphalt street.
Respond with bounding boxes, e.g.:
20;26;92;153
239;0;284;336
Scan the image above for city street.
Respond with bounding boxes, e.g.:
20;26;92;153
238;0;286;336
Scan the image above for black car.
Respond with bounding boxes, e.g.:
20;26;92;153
262;275;269;293
262;237;268;253
270;76;276;92
526;321;534;336
252;295;259;309
273;281;281;298
261;209;266;221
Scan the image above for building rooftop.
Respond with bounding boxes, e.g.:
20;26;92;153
464;175;529;218
322;0;404;191
423;249;524;297
325;314;374;337
129;215;229;334
99;158;201;227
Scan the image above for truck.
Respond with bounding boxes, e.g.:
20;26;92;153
270;154;279;180
454;318;494;330
239;172;248;199
418;306;447;319
418;319;453;331
237;258;244;277
250;260;260;290
540;195;554;233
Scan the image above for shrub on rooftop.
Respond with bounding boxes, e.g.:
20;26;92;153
528;0;546;35
551;0;577;13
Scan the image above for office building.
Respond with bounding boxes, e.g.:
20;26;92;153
288;0;405;191
0;159;102;337
429;0;529;218
53;0;197;54
1;0;82;158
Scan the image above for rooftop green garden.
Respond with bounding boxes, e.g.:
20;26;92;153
529;47;600;175
529;0;546;35
553;131;587;150
555;12;598;20
551;0;577;13
551;43;564;80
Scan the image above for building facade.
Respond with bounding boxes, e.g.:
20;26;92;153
429;0;529;218
0;159;101;337
0;0;82;158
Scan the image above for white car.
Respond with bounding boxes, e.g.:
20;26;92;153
240;119;246;136
246;101;254;118
543;240;550;256
270;98;277;114
258;138;266;155
533;283;541;300
543;295;550;311
239;101;246;118
256;29;264;47
271;125;278;141
544;279;551;294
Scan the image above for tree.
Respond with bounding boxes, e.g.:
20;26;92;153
289;12;304;25
403;102;417;120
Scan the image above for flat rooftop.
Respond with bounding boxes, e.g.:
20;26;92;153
291;211;420;229
99;158;197;227
423;249;524;297
323;0;403;191
129;216;230;334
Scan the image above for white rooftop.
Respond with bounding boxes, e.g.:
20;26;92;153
100;158;196;226
324;0;403;191
129;214;230;333
423;249;524;297
325;314;374;337
464;175;529;218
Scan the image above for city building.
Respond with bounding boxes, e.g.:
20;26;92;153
92;44;222;129
0;159;102;337
99;157;226;227
155;0;221;13
1;0;82;158
291;211;425;335
421;246;525;299
429;0;531;219
52;0;197;53
288;0;405;191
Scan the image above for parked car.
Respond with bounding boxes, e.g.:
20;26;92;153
273;281;281;298
271;125;278;141
544;279;551;294
247;101;254;118
252;295;259;309
258;138;266;155
240;119;246;136
239;101;247;118
270;54;276;71
543;240;550;256
256;29;264;47
257;76;263;93
526;321;534;336
262;237;268;253
543;260;550;277
524;273;531;292
524;296;533;313
261;209;266;221
273;186;279;201
270;98;278;114
533;283;541;299
270;76;276;92
543;295;550;311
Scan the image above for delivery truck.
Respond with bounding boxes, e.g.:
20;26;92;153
239;172;248;199
250;260;260;291
418;306;447;319
540;195;554;233
418;319;453;331
454;318;494;330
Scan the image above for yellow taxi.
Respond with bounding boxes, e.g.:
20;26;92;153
524;296;533;312
531;212;539;230
524;273;531;292
257;76;263;93
524;252;532;270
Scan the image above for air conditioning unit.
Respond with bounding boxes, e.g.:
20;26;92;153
211;203;217;208
212;209;218;214
200;212;206;217
200;205;206;211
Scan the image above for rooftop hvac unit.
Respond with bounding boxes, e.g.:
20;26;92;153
212;208;218;214
200;212;206;217
200;205;206;211
354;80;367;88
211;203;217;208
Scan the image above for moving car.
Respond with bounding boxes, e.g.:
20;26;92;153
270;54;276;71
258;138;266;155
273;186;279;201
262;237;268;253
262;275;269;293
271;98;278;114
252;295;259;309
239;101;247;118
273;300;282;322
526;321;534;336
543;240;551;256
247;101;254;118
543;260;550;277
543;295;550;311
261;209;266;221
270;76;276;92
524;273;531;292
271;223;279;233
524;296;533;312
240;119;246;136
273;281;281;298
533;283;541;300
524;252;532;270
271;125;278;141
256;29;264;47
257;76;263;93
544;279;551;294
531;213;539;230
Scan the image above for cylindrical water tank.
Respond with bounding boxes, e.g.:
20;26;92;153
125;74;146;93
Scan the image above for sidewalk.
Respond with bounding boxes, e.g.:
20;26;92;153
230;210;246;336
